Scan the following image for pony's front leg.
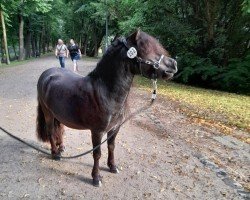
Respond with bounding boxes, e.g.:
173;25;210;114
107;128;120;173
91;131;104;187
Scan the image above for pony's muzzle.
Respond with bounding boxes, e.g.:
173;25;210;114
164;58;178;74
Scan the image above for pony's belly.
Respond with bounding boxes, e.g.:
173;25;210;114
53;110;107;131
54;114;90;130
62;122;88;130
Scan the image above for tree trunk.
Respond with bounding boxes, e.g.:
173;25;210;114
79;35;82;48
12;39;17;59
81;35;87;55
0;37;2;66
41;21;46;54
18;13;25;60
31;33;35;57
0;8;10;64
83;43;87;56
46;25;50;52
24;19;31;59
93;31;98;57
39;33;42;54
34;33;40;55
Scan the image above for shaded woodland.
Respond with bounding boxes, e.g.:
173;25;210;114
0;0;249;93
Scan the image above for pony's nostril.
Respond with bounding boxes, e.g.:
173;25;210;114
165;70;172;74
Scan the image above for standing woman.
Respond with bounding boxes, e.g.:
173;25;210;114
55;39;68;68
68;39;82;72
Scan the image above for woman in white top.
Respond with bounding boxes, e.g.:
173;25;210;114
55;39;68;68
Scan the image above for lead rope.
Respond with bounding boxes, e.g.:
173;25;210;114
0;80;157;159
151;79;157;100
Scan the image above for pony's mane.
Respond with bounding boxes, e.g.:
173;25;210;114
88;41;132;92
88;31;169;91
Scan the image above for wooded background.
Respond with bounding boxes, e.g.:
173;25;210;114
0;0;249;93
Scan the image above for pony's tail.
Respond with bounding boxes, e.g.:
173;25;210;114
36;102;49;142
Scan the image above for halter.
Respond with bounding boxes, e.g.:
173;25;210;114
137;55;164;70
121;38;165;79
121;38;162;100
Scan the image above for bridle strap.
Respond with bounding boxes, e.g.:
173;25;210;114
136;54;164;70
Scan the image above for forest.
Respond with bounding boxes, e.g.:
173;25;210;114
0;0;249;93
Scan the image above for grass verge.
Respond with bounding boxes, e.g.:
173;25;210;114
134;76;250;135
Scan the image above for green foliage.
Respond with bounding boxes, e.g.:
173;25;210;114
176;52;250;94
242;0;250;14
1;0;249;94
17;0;53;16
176;53;222;83
107;0;249;94
219;55;250;93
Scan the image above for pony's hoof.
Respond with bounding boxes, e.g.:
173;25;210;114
52;153;61;161
93;179;102;187
109;165;119;174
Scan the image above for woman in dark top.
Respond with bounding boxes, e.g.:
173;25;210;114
68;39;82;72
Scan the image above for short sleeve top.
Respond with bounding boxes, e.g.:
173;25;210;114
68;44;79;56
56;44;68;57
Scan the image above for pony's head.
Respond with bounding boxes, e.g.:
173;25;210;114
126;30;177;79
124;30;178;80
101;30;177;82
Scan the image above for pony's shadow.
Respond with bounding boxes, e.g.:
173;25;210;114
45;161;93;185
55;157;110;172
84;163;110;173
39;155;112;186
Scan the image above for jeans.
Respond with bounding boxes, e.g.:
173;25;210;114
59;56;65;68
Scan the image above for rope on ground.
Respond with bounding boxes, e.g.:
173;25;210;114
0;99;155;159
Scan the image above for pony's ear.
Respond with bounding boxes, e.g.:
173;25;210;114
112;34;120;42
127;29;141;44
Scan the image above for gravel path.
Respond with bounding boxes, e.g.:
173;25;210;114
0;56;249;200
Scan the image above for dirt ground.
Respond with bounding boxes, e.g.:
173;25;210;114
0;56;249;200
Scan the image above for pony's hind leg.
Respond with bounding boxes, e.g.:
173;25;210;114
107;128;120;173
37;98;63;160
54;119;65;153
91;131;104;187
44;116;61;160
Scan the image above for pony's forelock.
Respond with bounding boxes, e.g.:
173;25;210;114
137;31;169;57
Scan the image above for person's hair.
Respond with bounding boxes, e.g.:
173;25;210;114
58;39;63;44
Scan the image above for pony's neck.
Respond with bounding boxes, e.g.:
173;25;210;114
88;52;134;102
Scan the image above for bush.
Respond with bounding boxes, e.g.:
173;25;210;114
175;53;250;94
176;53;222;86
218;55;250;94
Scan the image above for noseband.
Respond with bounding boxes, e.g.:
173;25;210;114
121;38;164;80
137;54;164;70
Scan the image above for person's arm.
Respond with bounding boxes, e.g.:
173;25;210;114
78;48;82;57
65;45;69;58
55;46;58;56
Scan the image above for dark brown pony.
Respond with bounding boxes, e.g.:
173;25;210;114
36;30;177;187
